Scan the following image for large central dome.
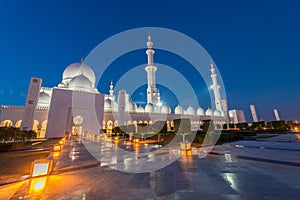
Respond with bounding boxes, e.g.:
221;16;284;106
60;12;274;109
68;75;93;91
62;62;96;84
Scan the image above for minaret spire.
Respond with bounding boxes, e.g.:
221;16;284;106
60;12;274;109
146;33;155;65
145;34;158;106
157;90;161;104
109;80;114;97
147;33;153;48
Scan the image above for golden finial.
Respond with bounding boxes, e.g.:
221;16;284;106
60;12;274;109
148;32;151;42
210;61;214;68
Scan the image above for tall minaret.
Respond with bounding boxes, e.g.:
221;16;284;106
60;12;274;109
145;34;158;105
210;63;222;112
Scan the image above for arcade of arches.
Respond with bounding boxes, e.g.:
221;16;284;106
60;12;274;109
0;119;47;138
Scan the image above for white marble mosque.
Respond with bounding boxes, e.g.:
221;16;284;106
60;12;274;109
0;35;227;138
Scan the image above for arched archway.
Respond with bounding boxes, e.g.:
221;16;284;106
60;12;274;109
32;120;39;132
38;120;47;138
107;120;113;134
170;121;174;127
72;115;83;136
1;119;13;127
15;120;22;128
114;120;118;127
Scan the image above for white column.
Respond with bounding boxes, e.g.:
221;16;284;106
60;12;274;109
21;77;42;131
274;109;280;121
250;105;258;122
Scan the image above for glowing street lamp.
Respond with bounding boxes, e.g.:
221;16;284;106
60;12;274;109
30;159;53;178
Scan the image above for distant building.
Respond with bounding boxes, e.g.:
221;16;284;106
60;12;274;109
273;109;280;121
221;99;230;128
229;109;246;124
250;105;258;122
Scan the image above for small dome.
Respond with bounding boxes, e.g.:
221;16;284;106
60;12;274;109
205;108;213;116
187;106;195;115
153;104;161;113
161;105;171;114
112;102;118;112
145;103;154;113
126;101;137;112
196;107;205;116
137;105;145;113
104;99;112;112
38;92;51;105
175;105;184;115
68;75;93;91
214;110;222;116
62;62;96;84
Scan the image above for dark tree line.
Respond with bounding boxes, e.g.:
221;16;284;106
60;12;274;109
0;127;36;142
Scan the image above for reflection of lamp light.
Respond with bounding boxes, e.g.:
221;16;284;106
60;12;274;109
52;151;60;159
59;140;65;145
30;159;52;178
29;176;47;194
53;144;62;151
133;138;140;143
114;136;119;141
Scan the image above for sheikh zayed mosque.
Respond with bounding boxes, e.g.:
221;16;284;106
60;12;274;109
0;35;228;138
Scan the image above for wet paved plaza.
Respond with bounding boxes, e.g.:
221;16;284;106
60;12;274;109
1;135;300;199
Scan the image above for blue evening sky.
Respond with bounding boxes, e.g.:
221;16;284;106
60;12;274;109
0;0;299;121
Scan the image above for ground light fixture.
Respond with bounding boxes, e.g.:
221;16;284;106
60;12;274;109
30;159;53;178
59;140;65;145
53;144;62;151
180;142;192;156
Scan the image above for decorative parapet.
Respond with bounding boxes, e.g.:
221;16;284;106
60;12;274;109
1;105;49;111
1;105;25;109
41;87;53;90
36;105;50;110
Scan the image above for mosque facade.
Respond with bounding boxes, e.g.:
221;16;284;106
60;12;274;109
0;36;227;138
